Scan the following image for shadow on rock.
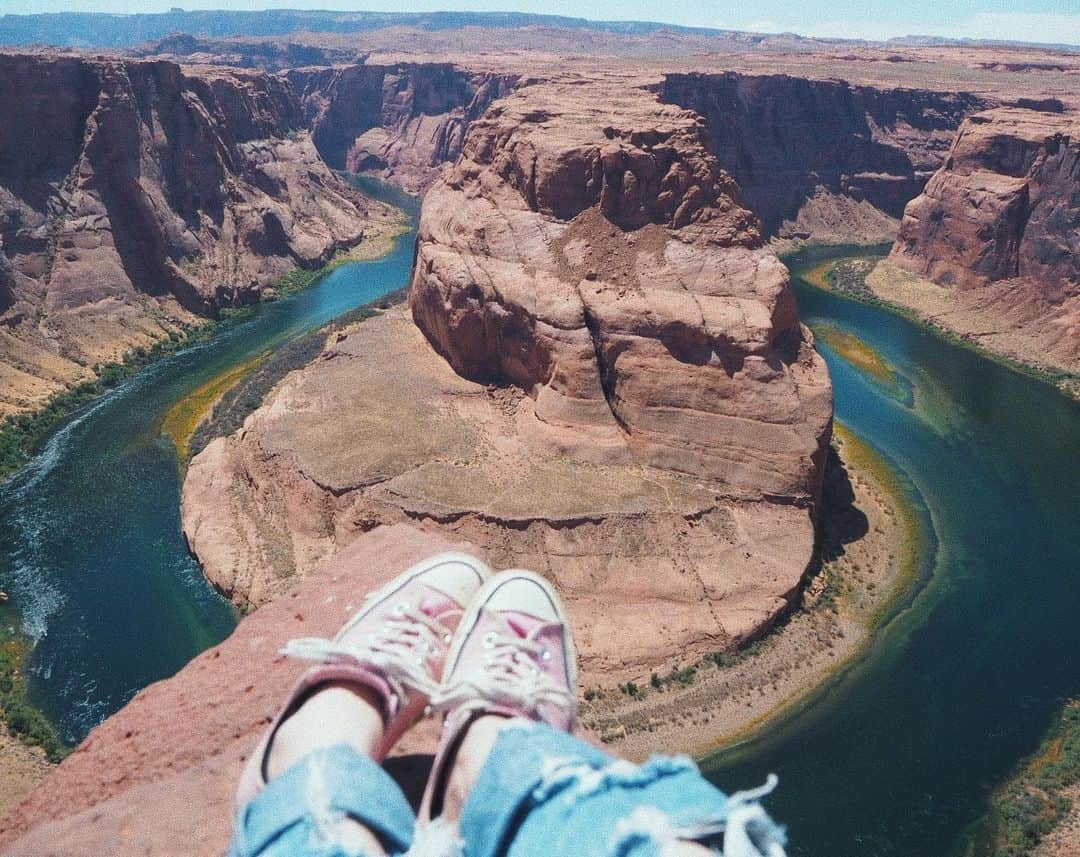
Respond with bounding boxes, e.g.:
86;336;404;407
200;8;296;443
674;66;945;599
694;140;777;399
818;445;869;563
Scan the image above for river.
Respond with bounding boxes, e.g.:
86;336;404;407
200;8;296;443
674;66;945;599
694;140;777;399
2;229;1078;854
0;178;419;743
702;248;1080;856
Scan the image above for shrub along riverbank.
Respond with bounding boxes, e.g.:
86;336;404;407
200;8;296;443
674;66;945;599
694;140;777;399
981;699;1080;856
0;321;225;482
0;633;65;762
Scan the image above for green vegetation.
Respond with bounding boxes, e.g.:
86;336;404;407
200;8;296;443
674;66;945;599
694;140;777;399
618;642;774;701
0;324;222;481
983;700;1080;856
705;638;771;670
0;629;68;761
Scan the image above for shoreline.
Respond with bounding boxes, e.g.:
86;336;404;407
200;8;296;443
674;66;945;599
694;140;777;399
162;215;413;470
966;698;1080;857
0;189;412;486
0;196;411;790
587;424;926;761
792;245;1080;402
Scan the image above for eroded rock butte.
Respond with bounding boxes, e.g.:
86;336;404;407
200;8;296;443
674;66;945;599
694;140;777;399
182;75;833;689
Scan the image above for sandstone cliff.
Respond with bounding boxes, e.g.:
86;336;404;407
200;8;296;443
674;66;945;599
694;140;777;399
886;107;1079;372
287;63;518;193
181;75;832;689
659;73;988;244
0;53;387;414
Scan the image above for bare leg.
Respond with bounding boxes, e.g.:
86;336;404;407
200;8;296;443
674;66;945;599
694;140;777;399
266;681;388;856
441;714;508;824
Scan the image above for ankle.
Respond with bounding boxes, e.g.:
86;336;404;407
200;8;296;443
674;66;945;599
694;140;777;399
441;714;511;822
266;682;386;780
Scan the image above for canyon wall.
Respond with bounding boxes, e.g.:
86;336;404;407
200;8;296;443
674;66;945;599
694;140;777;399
891;108;1078;292
884;107;1079;373
0;53;385;414
286;63;518;193
658;73;988;243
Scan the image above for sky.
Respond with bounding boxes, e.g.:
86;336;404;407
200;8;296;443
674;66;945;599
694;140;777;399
2;0;1079;46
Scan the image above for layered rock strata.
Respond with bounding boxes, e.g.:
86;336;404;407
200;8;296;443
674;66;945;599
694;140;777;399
287;63;518;192
659;73;989;242
0;53;390;414
887;107;1079;372
183;76;833;685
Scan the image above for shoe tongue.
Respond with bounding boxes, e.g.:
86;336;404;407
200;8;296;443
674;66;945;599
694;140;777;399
502;610;547;639
418;587;460;621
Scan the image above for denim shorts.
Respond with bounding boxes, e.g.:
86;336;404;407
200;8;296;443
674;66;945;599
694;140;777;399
228;720;786;857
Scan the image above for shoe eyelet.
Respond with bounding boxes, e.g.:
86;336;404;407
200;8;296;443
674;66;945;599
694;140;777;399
541;649;552;661
482;631;498;649
393;602;408;615
443;633;452;644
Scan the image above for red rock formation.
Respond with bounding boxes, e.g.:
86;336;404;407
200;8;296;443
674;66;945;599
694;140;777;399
658;73;989;241
411;77;832;499
180;76;831;692
891;107;1079;293
886;107;1079;372
287;63;518;193
0;52;386;413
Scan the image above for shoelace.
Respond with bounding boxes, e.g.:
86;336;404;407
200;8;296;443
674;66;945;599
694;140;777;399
431;631;573;715
281;601;450;700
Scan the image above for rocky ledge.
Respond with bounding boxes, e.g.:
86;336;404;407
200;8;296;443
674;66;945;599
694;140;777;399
0;527;471;854
182;74;833;685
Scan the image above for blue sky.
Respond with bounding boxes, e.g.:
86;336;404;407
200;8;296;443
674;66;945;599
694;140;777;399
3;0;1079;45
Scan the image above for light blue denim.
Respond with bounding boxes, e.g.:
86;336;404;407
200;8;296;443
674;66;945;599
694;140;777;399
228;723;786;857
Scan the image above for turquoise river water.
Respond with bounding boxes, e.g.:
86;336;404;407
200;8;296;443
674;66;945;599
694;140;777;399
0;179;418;742
0;229;1077;855
702;248;1080;856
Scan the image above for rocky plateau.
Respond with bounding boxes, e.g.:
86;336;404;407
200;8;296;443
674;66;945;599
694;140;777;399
0;23;1077;854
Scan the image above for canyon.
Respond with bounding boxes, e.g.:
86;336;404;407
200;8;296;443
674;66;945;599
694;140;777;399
0;52;398;416
0;17;1076;855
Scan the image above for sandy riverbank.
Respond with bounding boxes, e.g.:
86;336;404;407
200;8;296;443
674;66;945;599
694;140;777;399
586;425;923;760
862;260;1079;401
0;729;51;820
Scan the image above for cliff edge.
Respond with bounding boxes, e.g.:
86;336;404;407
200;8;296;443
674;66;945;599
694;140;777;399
886;107;1079;374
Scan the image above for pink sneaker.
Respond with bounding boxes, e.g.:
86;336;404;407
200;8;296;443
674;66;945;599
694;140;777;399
236;552;491;807
419;569;579;822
